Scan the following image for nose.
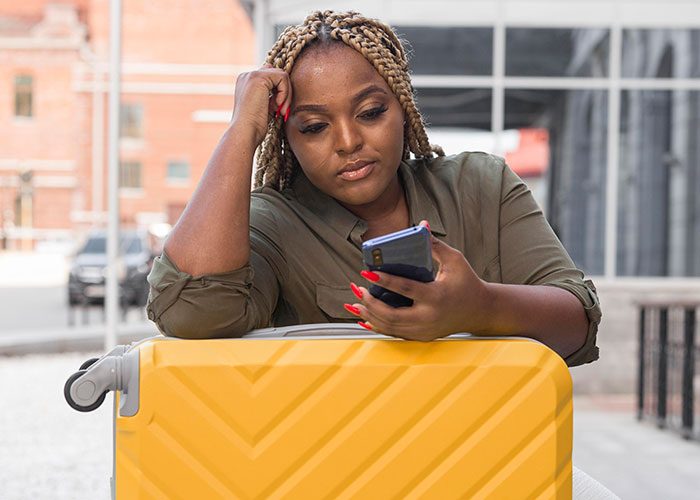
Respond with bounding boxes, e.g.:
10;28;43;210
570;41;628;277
334;118;363;155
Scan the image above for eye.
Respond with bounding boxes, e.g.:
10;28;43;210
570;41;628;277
358;105;388;120
300;122;327;134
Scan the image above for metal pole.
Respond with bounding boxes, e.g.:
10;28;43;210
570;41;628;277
681;307;696;439
657;307;669;428
637;307;646;420
253;0;269;66
105;0;122;351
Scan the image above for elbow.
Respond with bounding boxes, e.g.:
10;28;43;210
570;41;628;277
148;296;255;340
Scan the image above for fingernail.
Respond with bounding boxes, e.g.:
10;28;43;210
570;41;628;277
426;221;431;232
275;102;283;118
361;270;380;282
350;282;363;299
344;304;361;315
284;107;290;122
358;321;372;330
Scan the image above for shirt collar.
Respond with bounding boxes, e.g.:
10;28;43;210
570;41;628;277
287;160;447;242
287;170;366;243
399;161;447;236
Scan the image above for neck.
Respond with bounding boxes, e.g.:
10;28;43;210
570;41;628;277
340;174;409;240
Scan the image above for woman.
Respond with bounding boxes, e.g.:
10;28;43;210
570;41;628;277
146;10;600;368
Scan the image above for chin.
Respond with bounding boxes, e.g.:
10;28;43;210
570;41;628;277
335;183;383;207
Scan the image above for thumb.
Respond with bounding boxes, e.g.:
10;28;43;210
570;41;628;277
418;220;451;265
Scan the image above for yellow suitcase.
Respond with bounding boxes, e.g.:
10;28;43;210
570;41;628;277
65;324;572;499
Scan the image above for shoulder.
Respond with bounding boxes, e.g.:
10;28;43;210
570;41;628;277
406;151;505;178
249;187;290;231
404;151;508;197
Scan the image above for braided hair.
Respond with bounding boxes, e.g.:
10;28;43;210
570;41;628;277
254;10;444;190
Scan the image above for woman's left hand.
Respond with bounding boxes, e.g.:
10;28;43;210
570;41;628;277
348;222;494;340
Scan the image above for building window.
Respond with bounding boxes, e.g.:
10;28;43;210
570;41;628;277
395;27;493;76
167;161;190;182
120;103;144;139
119;161;142;188
505;28;610;77
14;75;33;117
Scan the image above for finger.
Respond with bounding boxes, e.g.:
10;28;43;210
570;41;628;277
354;304;431;341
355;285;424;327
260;70;292;119
426;231;462;271
360;270;425;302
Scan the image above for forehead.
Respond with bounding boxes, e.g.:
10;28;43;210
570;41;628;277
290;43;390;103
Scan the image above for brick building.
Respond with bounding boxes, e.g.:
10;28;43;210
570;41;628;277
0;0;255;250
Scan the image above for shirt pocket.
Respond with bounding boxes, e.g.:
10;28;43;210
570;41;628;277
315;283;358;320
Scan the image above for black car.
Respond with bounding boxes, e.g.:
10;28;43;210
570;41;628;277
68;230;155;307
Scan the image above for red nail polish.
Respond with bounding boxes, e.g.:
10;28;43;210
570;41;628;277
284;107;290;122
350;282;363;299
358;321;372;330
344;304;361;315
361;270;380;282
426;221;431;232
275;102;283;118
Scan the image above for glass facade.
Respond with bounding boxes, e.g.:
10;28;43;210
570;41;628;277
414;88;491;129
506;28;610;77
622;29;700;78
270;18;700;277
505;89;608;275
400;24;699;277
395;27;492;75
618;90;700;276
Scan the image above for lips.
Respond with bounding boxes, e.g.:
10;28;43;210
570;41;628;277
339;160;375;181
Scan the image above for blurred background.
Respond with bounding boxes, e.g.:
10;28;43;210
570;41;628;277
1;0;699;498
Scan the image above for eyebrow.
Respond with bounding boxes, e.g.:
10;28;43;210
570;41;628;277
292;85;388;115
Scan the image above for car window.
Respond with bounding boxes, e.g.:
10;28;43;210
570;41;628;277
124;237;142;254
81;237;106;254
80;235;144;254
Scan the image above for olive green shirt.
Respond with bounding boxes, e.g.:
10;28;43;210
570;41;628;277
146;152;601;367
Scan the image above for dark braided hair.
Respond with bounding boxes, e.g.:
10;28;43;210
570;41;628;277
254;10;444;190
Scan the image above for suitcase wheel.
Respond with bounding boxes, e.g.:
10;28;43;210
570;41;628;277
79;357;100;370
64;370;108;412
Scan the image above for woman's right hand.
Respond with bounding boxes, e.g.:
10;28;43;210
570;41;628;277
230;64;292;148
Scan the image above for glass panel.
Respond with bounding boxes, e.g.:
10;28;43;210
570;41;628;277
505;89;608;276
395;27;492;75
119;161;142;188
506;28;609;77
617;90;700;277
167;161;190;180
622;29;700;78
120;103;143;139
275;25;492;76
414;88;491;129
14;74;33;117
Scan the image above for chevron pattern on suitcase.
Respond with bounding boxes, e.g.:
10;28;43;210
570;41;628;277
116;338;572;500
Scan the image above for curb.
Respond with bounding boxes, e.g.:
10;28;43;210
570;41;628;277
0;322;160;356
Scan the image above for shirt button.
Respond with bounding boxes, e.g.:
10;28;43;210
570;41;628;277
148;310;155;321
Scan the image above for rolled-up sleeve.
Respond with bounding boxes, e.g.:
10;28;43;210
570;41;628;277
497;160;601;367
146;197;286;338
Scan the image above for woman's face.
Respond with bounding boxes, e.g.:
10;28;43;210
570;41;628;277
285;43;405;211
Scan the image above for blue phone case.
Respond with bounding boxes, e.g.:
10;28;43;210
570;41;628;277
361;225;434;307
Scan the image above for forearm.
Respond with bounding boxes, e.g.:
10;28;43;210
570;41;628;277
165;122;257;276
478;283;589;360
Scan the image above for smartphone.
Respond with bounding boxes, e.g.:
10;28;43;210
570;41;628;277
361;225;434;308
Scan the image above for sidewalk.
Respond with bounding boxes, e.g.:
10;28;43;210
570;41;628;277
1;353;699;500
573;395;700;500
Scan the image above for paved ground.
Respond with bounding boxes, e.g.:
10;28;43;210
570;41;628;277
2;352;700;500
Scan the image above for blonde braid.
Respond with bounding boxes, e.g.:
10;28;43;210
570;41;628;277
254;10;443;191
